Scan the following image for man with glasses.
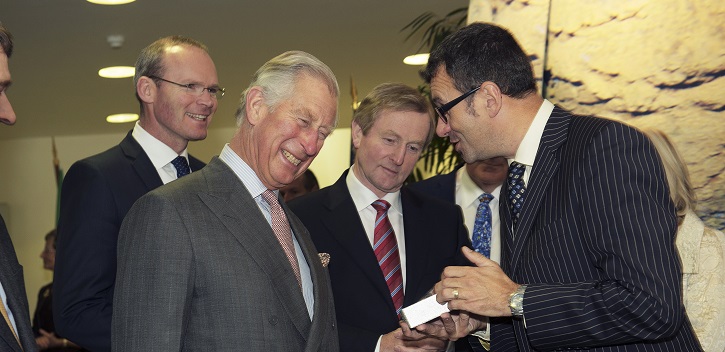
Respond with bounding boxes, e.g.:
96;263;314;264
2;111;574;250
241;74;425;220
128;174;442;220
0;21;40;352
289;83;470;352
409;22;701;351
54;36;220;351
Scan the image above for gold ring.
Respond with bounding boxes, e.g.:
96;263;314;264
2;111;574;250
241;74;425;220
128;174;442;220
452;289;459;300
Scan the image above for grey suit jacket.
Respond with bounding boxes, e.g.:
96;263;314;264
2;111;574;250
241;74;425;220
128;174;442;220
0;215;38;352
112;157;338;351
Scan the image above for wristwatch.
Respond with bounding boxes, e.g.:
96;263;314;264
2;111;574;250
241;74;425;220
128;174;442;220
508;285;527;317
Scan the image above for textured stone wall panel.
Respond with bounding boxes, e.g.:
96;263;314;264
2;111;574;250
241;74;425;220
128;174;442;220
469;0;725;229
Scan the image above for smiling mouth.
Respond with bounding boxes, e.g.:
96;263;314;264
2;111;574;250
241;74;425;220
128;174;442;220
186;112;208;121
283;150;301;166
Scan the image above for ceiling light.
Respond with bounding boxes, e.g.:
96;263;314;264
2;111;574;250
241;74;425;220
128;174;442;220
106;113;139;123
98;66;135;78
403;53;429;66
87;0;136;4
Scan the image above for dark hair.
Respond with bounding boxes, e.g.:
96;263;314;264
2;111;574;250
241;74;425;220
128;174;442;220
0;22;13;58
423;22;536;99
45;229;57;248
302;169;319;191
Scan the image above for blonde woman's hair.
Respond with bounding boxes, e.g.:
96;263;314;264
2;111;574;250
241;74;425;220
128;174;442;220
643;129;696;224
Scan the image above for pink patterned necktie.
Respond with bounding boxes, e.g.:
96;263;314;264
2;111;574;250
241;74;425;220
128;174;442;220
262;190;302;287
371;199;404;318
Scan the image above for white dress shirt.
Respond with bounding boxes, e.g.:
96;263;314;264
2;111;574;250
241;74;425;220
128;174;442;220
131;121;191;184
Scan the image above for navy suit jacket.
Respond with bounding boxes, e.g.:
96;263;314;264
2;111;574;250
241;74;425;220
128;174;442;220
0;215;38;352
407;165;462;204
53;132;204;351
492;107;701;351
289;170;471;352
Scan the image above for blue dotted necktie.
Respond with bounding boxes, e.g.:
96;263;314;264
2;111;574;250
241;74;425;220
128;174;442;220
507;161;527;231
171;156;191;178
471;193;494;258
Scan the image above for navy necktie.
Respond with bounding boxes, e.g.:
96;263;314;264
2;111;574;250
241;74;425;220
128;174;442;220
507;161;527;231
171;156;191;178
472;193;494;258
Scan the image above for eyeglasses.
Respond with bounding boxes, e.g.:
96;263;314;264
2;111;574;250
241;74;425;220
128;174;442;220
434;86;480;124
148;75;225;100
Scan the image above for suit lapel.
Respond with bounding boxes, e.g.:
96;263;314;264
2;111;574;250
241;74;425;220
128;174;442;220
508;109;570;274
320;172;398;314
196;159;312;338
400;189;432;305
119;132;163;191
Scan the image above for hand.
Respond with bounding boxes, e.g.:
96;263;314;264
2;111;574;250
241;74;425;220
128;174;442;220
434;247;519;317
380;327;447;352
37;329;64;350
405;311;486;341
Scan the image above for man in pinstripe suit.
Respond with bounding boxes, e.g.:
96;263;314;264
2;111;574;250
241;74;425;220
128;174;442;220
409;22;702;351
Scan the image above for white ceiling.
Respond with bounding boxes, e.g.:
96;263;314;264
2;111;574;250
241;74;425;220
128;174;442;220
0;0;468;140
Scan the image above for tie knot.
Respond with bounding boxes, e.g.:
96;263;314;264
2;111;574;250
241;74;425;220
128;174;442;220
508;162;525;181
171;155;191;178
478;192;494;204
261;190;279;206
371;199;391;213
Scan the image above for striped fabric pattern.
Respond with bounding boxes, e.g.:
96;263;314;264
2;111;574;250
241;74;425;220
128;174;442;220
372;199;404;317
493;108;702;351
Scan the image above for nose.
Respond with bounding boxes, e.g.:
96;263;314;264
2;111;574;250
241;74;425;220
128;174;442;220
435;118;449;137
391;145;406;166
0;93;16;126
196;91;216;109
300;129;320;157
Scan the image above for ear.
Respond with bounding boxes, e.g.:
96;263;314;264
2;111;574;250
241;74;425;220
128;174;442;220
245;86;266;126
480;82;503;118
351;120;363;149
137;76;156;104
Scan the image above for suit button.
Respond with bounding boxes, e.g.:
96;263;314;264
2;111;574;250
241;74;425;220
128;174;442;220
269;316;279;326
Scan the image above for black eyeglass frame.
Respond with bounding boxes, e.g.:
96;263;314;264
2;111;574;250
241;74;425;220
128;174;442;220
148;75;225;100
435;86;480;124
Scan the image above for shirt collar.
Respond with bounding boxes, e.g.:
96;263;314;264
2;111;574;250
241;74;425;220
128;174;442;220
346;165;402;214
456;166;502;208
132;121;189;168
511;99;554;168
218;144;269;199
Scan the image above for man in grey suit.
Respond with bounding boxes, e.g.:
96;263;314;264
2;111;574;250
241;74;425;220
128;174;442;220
410;23;701;351
112;51;340;351
0;21;39;352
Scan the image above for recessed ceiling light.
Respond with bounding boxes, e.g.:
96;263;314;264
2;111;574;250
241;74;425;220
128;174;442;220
106;113;139;123
403;53;430;66
98;66;135;78
87;0;136;4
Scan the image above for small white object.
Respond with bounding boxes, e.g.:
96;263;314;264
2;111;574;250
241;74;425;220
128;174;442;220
107;34;125;48
401;294;450;328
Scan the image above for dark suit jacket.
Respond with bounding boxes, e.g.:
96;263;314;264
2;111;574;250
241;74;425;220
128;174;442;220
53;131;204;351
406;165;461;204
112;157;338;351
0;215;38;352
492;107;701;351
289;170;470;352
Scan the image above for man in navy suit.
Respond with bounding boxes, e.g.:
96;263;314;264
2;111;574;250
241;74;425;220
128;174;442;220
408;157;507;351
0;21;39;352
412;23;701;351
289;83;470;352
53;36;220;351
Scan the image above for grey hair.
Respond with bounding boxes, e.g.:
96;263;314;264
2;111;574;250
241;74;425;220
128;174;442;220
235;51;339;126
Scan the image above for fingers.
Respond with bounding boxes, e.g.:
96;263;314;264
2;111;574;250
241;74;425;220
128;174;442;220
461;246;490;267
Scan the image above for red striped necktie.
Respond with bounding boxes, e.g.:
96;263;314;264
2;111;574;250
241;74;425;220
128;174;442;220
371;199;404;318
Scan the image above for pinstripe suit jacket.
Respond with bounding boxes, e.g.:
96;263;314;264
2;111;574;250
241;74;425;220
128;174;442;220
491;107;702;351
112;158;338;351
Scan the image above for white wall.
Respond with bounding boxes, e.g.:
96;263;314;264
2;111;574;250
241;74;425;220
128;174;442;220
0;125;351;313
